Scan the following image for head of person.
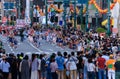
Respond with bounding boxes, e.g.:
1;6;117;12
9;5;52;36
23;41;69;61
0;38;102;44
88;58;93;63
39;54;43;59
17;54;20;58
71;52;75;56
20;52;24;57
98;53;102;57
9;53;14;57
31;53;37;61
63;52;68;57
2;54;6;60
68;54;71;58
23;55;29;60
57;51;62;56
51;53;56;59
77;51;83;56
3;58;7;63
109;54;114;59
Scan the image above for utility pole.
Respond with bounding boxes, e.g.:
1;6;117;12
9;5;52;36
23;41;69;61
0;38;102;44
45;0;48;26
74;0;76;29
63;0;69;29
107;0;111;36
95;9;99;29
30;0;33;26
80;0;83;30
18;0;21;19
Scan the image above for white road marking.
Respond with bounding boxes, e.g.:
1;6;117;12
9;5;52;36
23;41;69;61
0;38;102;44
48;49;54;51
0;35;15;53
27;41;43;53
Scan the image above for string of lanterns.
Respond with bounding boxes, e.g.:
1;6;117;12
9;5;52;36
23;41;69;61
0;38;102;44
89;0;117;14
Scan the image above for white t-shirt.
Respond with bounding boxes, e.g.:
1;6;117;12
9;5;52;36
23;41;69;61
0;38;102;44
38;59;41;70
102;55;109;61
68;56;78;70
87;63;95;72
83;57;88;66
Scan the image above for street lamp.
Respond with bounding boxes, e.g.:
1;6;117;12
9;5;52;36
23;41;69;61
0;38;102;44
107;0;111;36
85;0;89;32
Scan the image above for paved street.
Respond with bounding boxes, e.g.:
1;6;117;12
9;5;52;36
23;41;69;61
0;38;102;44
0;34;74;55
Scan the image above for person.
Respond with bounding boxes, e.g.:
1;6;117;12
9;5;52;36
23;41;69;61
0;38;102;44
114;54;120;79
56;51;64;79
76;51;84;79
83;52;89;79
38;54;42;79
41;54;47;79
16;54;22;79
87;58;95;79
106;54;116;79
63;52;68;79
19;29;24;42
20;55;30;79
6;53;15;79
50;58;58;79
30;54;38;79
0;57;10;79
96;53;106;79
11;56;18;79
64;54;71;79
69;52;78;79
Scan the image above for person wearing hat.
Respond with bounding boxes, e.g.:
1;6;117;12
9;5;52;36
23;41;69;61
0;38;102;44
106;54;116;79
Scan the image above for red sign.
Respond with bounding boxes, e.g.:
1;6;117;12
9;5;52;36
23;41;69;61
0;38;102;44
112;28;118;33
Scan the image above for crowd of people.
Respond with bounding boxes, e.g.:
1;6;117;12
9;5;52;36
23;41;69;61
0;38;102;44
0;24;120;79
0;50;120;79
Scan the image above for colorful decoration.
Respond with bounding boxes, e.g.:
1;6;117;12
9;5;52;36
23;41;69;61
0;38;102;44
118;0;120;3
101;18;114;26
89;0;117;14
48;4;63;13
70;4;86;14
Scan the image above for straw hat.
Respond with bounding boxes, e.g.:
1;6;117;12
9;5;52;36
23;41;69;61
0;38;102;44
109;54;114;59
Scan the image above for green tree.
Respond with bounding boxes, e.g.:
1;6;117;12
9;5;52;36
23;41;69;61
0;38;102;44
96;27;106;33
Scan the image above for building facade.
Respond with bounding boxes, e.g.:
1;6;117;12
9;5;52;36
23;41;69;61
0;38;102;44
1;0;16;23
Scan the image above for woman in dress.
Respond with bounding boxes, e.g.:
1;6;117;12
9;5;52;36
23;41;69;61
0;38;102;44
20;55;30;79
30;54;38;79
